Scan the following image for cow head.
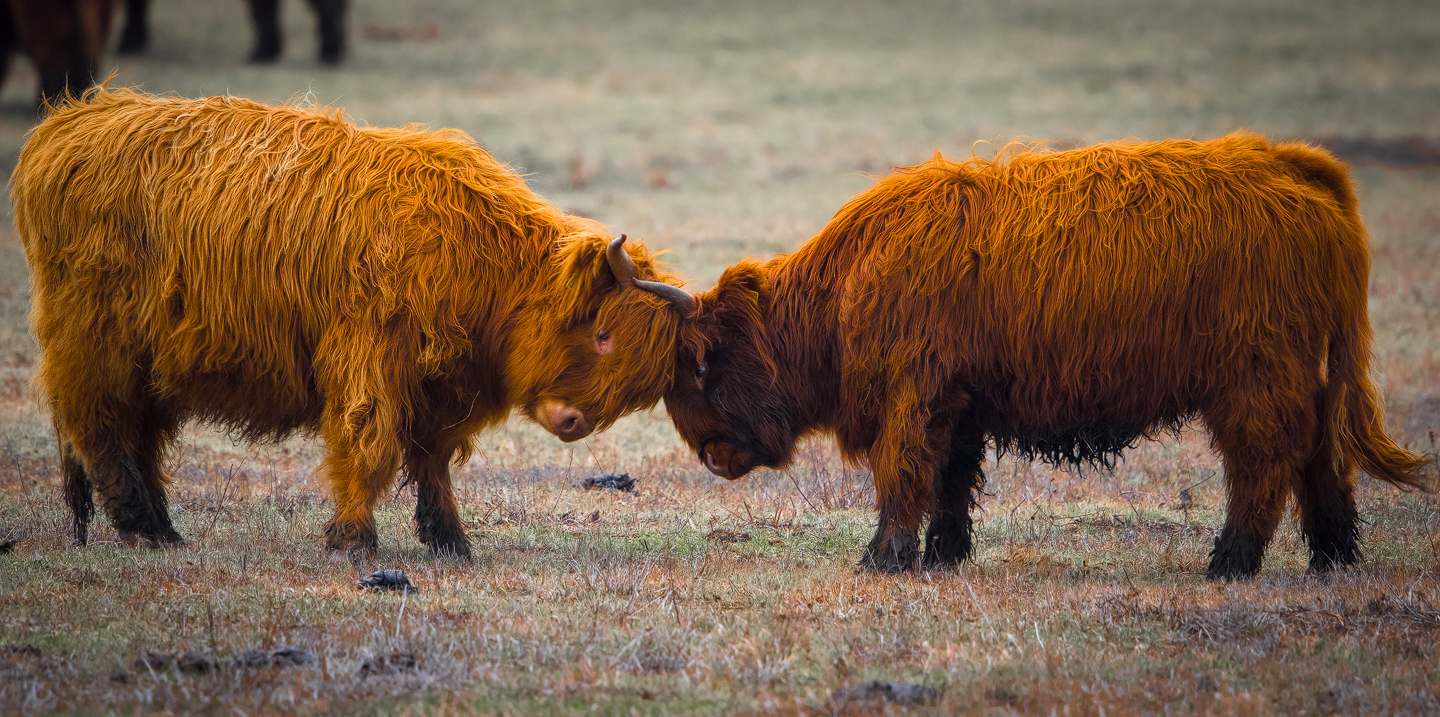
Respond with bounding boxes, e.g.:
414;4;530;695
665;261;800;479
512;230;694;442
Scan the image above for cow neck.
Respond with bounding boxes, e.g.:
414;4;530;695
763;249;848;435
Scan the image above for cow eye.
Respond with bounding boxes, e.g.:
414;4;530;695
694;363;708;389
595;329;614;354
596;330;611;342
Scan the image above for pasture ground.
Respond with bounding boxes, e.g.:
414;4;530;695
1;0;1438;713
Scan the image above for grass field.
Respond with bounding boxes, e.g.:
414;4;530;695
1;0;1439;713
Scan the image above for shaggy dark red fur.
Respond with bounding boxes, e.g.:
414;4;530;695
665;133;1432;579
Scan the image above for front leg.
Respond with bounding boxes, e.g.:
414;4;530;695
923;419;985;568
859;508;921;572
407;445;472;561
856;387;942;573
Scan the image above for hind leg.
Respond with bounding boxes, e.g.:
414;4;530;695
923;418;985;568
1203;380;1318;580
59;417;182;547
1294;389;1361;573
129;404;183;543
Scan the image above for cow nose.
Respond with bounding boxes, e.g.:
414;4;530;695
538;399;593;442
556;410;582;435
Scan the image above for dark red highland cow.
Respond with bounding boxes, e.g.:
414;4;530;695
665;132;1432;579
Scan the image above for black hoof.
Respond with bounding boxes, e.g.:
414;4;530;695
1306;546;1361;575
1206;530;1266;581
420;525;472;562
1304;525;1361;575
858;533;919;573
429;541;472;562
324;521;378;559
922;517;973;569
119;529;186;548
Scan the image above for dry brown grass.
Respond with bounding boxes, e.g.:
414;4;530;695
2;0;1439;714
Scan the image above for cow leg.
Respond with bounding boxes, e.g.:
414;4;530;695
130;403;183;544
307;0;346;64
248;0;283;63
118;0;151;55
1294;389;1361;573
407;445;471;561
58;416;182;548
858;385;941;573
923;418;985;568
319;430;397;561
317;319;428;560
1204;376;1318;580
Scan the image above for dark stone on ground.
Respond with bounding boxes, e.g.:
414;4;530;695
705;529;751;543
236;647;317;668
358;651;417;678
137;651;215;674
831;680;938;706
358;569;417;593
581;472;636;492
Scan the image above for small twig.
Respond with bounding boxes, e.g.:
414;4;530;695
786;472;821;514
396;586;409;639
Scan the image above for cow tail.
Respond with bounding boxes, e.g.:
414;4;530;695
1326;304;1433;491
55;426;96;545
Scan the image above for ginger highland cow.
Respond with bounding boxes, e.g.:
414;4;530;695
664;132;1431;579
14;88;692;560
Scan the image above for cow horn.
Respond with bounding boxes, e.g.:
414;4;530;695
606;235;697;315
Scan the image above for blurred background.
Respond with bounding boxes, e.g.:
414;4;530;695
0;0;1436;496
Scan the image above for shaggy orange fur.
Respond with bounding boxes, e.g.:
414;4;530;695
666;132;1431;578
15;87;686;558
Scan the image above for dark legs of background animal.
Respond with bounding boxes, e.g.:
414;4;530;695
117;0;150;55
310;0;347;65
250;0;347;64
406;445;471;560
249;0;283;63
1293;388;1362;573
923;419;985;568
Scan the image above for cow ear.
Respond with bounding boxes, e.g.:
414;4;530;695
693;260;770;354
711;261;769;314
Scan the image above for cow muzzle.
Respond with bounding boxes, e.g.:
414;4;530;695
536;399;593;442
700;440;752;480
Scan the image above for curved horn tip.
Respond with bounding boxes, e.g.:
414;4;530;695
635;279;698;316
606;234;638;286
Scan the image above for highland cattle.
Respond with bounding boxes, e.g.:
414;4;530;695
664;132;1431;579
0;0;114;103
14;88;691;560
